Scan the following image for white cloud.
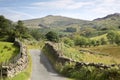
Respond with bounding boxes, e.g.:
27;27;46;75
0;8;35;21
91;0;120;14
31;0;93;10
0;0;120;21
103;0;116;3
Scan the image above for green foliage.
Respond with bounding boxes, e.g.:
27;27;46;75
0;16;13;35
115;34;120;46
29;29;45;41
66;27;77;32
74;36;99;47
107;31;117;44
0;16;15;42
62;64;120;80
80;27;97;37
0;16;30;42
106;31;120;45
100;38;107;45
45;31;59;42
63;37;74;47
14;20;29;39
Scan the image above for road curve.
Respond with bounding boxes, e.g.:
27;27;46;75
29;49;67;80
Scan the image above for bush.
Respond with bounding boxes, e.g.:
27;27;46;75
45;31;59;42
66;27;77;32
63;37;74;47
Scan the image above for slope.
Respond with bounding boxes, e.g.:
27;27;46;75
23;13;120;31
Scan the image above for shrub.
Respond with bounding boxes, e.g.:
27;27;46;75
45;31;59;42
63;37;74;47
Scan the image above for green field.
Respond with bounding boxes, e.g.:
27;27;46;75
54;43;120;65
87;45;120;58
0;42;19;63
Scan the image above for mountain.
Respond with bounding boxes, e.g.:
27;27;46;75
93;13;120;21
93;13;120;30
23;13;120;30
23;15;91;28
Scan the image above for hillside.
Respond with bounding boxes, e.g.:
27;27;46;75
93;13;120;30
23;13;120;30
23;15;91;28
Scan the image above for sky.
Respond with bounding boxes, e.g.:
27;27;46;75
0;0;120;21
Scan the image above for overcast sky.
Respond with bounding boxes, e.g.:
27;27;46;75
0;0;120;21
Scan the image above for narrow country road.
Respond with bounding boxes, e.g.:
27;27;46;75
29;49;67;80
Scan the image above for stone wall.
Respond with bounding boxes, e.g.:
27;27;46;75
45;42;120;70
1;40;28;78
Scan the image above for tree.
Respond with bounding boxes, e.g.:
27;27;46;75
80;27;96;37
0;15;13;36
0;15;15;41
45;31;59;42
115;34;120;46
107;31;117;44
29;29;44;41
91;40;97;47
66;27;76;32
14;20;29;39
0;16;30;41
96;40;101;46
118;26;120;29
100;38;107;45
74;36;89;47
63;37;74;47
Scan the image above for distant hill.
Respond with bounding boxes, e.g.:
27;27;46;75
23;15;91;28
93;13;120;30
23;13;120;30
93;13;120;21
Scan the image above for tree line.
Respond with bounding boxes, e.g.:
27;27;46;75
45;30;120;47
0;15;29;42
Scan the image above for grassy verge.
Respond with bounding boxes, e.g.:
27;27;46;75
0;42;19;63
4;52;32;80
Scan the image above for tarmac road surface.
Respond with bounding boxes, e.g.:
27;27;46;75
30;49;67;80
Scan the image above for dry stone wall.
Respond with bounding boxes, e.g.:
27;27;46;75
1;40;28;78
45;42;120;70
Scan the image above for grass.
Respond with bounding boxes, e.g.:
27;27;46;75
0;36;9;41
0;42;32;80
43;42;120;80
80;52;120;64
4;51;32;80
91;33;107;40
24;40;45;49
0;42;19;63
55;43;120;65
87;45;120;58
